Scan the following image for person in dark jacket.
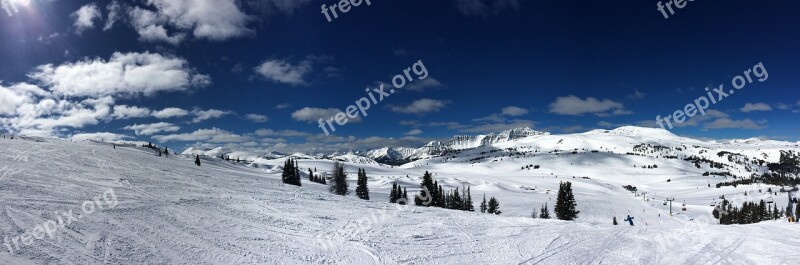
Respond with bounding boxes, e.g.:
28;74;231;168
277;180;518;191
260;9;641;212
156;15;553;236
624;215;635;226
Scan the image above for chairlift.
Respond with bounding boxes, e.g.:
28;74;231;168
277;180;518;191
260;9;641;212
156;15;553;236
766;197;774;204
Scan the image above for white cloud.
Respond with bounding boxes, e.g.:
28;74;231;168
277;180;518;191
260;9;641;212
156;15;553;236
111;105;151;119
501;106;528;116
549;95;630;116
192;109;232;123
254;129;310;137
291;107;360;123
405;129;423;136
153;128;249;143
244;114;268;123
71;3;102;34
103;0;123;31
275;103;292;109
123;122;180;136
704;118;766;130
70;132;131;142
254;59;312;86
28;52;210;98
390;99;450;115
740;102;772;112
627;88;645;100
152;107;189;119
126;0;253;44
405;78;444;92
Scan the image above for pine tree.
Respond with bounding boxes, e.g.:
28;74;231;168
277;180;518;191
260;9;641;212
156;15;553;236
480;194;487;213
309;168;314;182
281;158;301;186
355;168;370;200
539;203;550;219
164;147;169;157
432;180;441;207
401;188;408;205
329;162;348;195
487;197;500;215
555;181;579;220
390;183;398;203
613;216;618;225
415;171;435;206
465;186;474;211
195;155;201;166
281;159;293;184
295;161;301;186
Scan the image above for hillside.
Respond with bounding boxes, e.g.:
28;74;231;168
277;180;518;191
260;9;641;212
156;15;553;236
1;132;800;264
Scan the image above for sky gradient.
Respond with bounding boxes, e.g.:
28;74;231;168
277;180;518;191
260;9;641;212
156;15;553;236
0;0;798;153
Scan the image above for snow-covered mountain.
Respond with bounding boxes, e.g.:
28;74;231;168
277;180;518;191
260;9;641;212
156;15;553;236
364;127;549;164
3;128;799;264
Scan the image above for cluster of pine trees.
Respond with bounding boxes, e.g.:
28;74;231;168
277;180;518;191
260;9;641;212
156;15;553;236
532;203;550;219
281;158;301;186
480;195;500;214
714;199;785;225
307;168;326;184
413;171;475;212
389;183;408;205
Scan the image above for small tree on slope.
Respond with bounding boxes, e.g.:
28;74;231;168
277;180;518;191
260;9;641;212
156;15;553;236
329;162;348;195
555;181;579;221
355;168;370;200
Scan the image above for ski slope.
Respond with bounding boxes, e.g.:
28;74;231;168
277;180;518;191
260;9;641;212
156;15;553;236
1;136;799;264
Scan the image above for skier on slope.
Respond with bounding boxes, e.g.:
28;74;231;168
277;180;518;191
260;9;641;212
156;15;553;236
624;215;635;226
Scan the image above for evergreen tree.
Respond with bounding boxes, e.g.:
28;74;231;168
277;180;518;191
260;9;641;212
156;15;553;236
555;181;579;220
480;194;487;213
295;161;301;187
465;186;474;211
487;197;500;215
309;168;314;182
355;168;370;200
613;216;618;225
281;159;292;184
432;180;441;207
281;159;301;186
401;188;408;205
329;162;348;195
164;147;169;157
415;171;436;206
390;183;398;203
195;155;201;166
539;203;551;219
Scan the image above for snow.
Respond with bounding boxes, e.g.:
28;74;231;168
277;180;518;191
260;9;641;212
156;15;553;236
2;130;800;264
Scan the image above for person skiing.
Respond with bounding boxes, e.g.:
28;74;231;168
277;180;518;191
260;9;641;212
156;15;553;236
624;215;635;226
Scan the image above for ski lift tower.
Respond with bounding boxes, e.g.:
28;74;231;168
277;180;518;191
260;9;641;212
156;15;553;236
666;197;675;216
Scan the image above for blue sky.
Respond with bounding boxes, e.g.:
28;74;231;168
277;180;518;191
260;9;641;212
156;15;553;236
0;0;798;153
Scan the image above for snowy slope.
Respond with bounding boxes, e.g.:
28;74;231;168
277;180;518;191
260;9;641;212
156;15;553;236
1;132;800;264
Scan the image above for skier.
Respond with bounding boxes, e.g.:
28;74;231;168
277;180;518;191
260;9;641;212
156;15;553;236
624;215;635;226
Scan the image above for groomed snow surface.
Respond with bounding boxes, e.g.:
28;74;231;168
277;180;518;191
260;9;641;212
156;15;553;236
1;136;799;264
